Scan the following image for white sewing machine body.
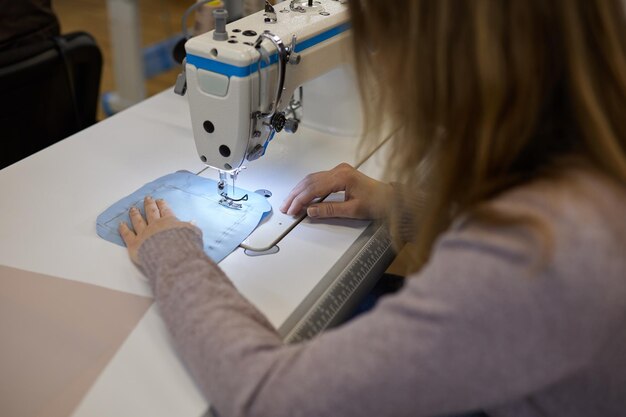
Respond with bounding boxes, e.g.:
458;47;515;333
183;0;359;176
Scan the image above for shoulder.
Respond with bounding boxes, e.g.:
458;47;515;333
445;166;626;264
415;166;626;338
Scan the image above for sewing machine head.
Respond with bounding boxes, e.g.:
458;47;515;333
179;0;354;201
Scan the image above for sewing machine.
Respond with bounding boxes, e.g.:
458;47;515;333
177;0;358;207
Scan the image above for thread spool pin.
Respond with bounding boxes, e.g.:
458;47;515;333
213;9;229;41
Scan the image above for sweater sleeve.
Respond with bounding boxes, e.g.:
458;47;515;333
137;222;609;417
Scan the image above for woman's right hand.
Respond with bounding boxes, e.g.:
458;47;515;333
279;163;393;220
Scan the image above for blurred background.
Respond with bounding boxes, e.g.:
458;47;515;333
54;0;188;120
53;0;268;121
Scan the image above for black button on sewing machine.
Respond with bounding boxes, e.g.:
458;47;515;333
203;121;215;133
242;30;257;37
219;145;231;157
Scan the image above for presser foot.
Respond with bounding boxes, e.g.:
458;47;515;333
218;192;248;210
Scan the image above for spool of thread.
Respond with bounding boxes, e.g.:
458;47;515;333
194;0;224;35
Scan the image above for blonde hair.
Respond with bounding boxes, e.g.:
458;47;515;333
349;0;626;268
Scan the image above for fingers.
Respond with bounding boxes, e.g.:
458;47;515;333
124;197;176;238
144;196;160;223
279;174;321;215
283;184;324;216
156;198;175;218
141;196;175;223
279;162;393;221
129;206;146;234
307;200;361;219
119;197;182;266
118;222;135;245
280;164;354;215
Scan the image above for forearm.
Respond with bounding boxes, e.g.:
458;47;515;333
139;228;289;416
137;228;420;417
137;228;485;417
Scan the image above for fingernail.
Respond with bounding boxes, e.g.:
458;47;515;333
145;196;153;201
130;207;138;212
307;206;319;217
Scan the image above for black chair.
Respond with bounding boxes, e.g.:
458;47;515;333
0;31;102;170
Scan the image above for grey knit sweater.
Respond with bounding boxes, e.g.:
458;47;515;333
138;167;626;417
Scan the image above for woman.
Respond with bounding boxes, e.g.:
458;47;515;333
119;1;626;416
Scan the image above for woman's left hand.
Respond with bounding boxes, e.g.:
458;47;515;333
119;196;197;265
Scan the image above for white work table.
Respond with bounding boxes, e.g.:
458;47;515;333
0;89;389;417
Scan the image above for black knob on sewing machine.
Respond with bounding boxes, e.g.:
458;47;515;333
270;112;287;132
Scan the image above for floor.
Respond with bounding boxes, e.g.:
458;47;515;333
53;0;190;120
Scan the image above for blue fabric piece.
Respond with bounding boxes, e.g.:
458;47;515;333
96;170;272;263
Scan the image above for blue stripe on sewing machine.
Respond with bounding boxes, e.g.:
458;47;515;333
186;23;350;78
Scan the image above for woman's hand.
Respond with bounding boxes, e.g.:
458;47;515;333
119;196;198;265
280;163;393;220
